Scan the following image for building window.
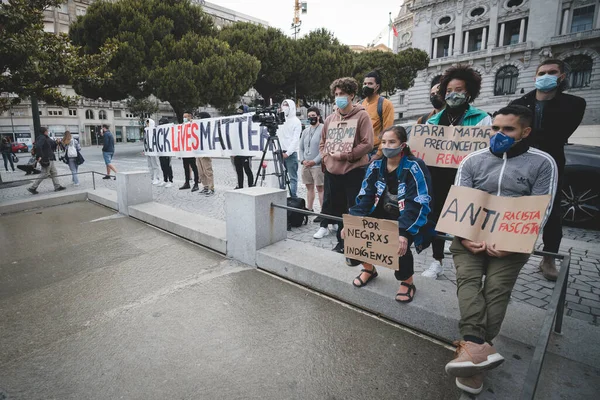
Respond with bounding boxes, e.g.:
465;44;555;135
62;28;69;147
499;19;526;46
85;110;94;119
465;28;485;52
76;7;86;16
571;5;595;33
48;110;63;116
470;7;485;18
399;94;405;105
565;55;593;89
114;110;122;118
99;110;108;120
438;16;451;26
432;35;452;58
494;66;519;95
69;109;77;116
506;0;524;8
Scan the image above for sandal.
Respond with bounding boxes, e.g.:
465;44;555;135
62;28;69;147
395;282;416;303
352;268;378;288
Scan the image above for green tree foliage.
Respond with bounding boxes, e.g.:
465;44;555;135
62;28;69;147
293;29;354;102
218;22;297;102
0;0;114;111
70;0;259;121
126;97;159;132
353;48;430;96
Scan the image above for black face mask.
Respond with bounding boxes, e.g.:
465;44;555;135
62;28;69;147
362;86;375;97
430;95;445;109
309;117;318;125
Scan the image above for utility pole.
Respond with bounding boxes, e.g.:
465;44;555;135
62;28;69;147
291;1;307;101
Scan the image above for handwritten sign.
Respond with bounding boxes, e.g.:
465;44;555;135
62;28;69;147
143;114;271;157
343;214;399;269
408;124;492;168
435;186;551;253
324;120;358;153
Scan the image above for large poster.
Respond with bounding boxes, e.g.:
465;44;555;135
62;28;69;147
408;124;492;168
435;186;552;254
343;215;400;270
143;115;273;157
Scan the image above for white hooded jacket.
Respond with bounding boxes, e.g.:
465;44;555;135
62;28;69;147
278;99;302;155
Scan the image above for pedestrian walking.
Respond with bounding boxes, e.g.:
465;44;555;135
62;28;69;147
27;127;65;194
510;59;587;281
100;124;117;179
196;112;215;196
343;126;434;302
446;106;557;395
61;131;81;186
179;112;200;192
422;64;492;280
1;137;16;173
299;106;324;219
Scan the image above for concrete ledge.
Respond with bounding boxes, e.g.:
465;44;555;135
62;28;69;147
87;188;118;211
128;202;226;254
256;240;600;369
0;190;88;215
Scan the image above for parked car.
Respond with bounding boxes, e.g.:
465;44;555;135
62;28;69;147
563;144;600;229
11;142;28;153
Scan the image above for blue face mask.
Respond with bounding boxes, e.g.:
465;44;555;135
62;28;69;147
535;75;559;92
335;96;349;110
489;132;516;154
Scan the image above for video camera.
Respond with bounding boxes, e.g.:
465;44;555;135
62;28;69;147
251;104;286;136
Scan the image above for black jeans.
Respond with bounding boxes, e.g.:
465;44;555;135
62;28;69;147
542;177;564;253
159;156;173;182
182;157;198;185
429;166;458;261
320;168;365;244
234;156;253;188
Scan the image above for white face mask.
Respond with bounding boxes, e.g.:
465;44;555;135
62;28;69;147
183;118;189;123
282;106;290;116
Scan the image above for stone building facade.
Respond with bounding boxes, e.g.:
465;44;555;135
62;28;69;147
0;0;267;147
391;0;600;125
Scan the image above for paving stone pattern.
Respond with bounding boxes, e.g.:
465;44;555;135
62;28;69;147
1;146;599;325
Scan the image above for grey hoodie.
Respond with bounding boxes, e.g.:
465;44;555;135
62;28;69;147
455;142;558;227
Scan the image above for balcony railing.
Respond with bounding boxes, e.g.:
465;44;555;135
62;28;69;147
549;29;600;45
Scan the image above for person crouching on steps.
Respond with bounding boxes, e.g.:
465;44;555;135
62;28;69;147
342;126;435;303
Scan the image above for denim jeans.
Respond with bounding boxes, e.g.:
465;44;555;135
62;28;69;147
284;152;298;197
68;158;79;184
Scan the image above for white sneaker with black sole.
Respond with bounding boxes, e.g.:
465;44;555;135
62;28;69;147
422;260;443;278
313;227;329;239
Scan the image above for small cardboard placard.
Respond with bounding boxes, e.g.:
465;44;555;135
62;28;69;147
343;214;399;270
408;124;493;168
435;186;552;254
324;119;358;153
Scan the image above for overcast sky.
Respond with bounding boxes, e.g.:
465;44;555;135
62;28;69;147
213;0;404;46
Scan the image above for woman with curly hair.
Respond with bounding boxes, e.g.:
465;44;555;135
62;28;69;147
421;64;492;280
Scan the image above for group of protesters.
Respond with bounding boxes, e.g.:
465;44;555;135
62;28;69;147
284;60;585;395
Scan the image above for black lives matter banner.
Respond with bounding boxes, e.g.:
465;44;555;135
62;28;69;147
144;115;272;157
408;124;492;168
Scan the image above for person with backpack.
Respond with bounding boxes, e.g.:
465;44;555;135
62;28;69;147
361;70;395;161
342;126;434;303
61;131;81;186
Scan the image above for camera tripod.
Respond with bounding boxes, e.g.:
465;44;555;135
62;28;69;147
253;132;292;197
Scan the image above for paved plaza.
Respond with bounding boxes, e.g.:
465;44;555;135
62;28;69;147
1;143;599;325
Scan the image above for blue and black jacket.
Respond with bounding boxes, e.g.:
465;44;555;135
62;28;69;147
349;155;435;253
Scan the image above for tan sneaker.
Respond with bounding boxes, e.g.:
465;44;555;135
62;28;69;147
539;256;558;281
456;373;484;394
445;341;504;377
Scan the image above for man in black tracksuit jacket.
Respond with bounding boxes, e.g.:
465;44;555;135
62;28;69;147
510;59;586;281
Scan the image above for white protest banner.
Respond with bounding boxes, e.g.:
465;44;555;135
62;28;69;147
408;124;492;168
435;186;552;254
324;119;358;153
143;114;273;157
343;214;399;270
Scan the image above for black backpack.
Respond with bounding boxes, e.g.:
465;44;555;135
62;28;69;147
287;196;309;228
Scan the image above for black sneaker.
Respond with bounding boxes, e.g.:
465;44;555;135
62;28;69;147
200;186;209;194
332;243;344;254
191;184;199;192
345;258;361;267
27;187;38;195
204;189;215;196
54;186;66;192
179;184;191;190
102;175;111;180
313;216;324;223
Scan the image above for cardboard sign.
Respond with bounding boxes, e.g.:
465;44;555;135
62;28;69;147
435;186;552;254
408;124;492;168
343;214;399;270
143;114;271;157
324;119;358;153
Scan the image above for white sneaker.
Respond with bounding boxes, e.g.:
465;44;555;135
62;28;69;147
313;227;330;239
152;179;161;185
422;260;443;279
165;182;173;188
157;181;165;187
